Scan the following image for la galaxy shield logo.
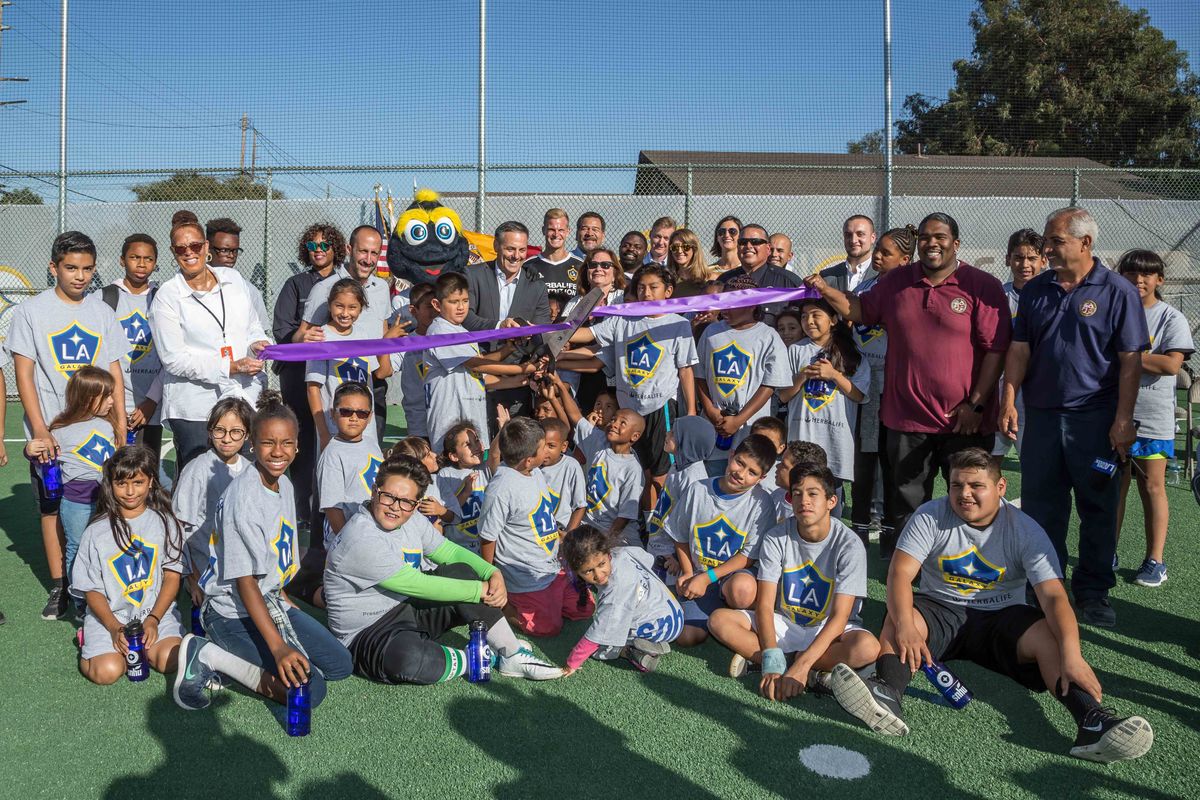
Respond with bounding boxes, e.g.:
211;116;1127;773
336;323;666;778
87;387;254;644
780;562;833;626
711;341;752;398
803;376;837;413
853;323;884;347
273;519;298;585
528;493;560;554
119;310;153;364
939;546;1005;596
457;477;486;539
586;462;611;512
107;535;159;607
73;430;115;471
646;484;673;539
692;514;748;568
48;322;102;375
358;454;383;493
402;548;423;569
335;357;370;384
625;334;663;387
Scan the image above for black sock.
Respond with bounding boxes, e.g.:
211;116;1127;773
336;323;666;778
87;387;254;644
1056;680;1102;726
875;654;911;694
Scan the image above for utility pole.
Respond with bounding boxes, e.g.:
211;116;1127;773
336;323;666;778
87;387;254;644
240;113;248;174
0;3;31;108
250;127;257;180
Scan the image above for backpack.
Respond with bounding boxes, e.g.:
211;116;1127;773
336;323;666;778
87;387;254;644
101;283;157;312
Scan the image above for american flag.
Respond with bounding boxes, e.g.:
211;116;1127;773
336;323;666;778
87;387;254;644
374;195;391;279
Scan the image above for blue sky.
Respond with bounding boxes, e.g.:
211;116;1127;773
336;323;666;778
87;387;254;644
0;0;1195;201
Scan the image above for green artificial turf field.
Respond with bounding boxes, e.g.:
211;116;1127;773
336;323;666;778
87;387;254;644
0;404;1196;800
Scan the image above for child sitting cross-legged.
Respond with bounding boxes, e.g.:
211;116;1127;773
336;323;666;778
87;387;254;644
710;462;879;699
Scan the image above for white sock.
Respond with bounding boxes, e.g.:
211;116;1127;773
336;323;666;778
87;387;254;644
198;640;267;690
486;618;523;658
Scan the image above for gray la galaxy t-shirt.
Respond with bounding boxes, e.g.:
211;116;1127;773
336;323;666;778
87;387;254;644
71;508;186;623
665;477;774;572
173;450;251;572
785;340;871;481
584;547;684;646
1133;300;1194;440
696;321;792;430
478;465;561;593
591;314;698;415
541;456;587;530
757;517;867;627
315;436;384;519
583;449;644;542
423;316;489;450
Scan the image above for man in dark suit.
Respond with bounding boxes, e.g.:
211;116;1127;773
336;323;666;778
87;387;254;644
716;223;802;324
463;220;551;435
820;214;877;293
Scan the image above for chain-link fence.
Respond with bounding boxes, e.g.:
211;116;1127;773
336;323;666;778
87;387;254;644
2;163;1198;394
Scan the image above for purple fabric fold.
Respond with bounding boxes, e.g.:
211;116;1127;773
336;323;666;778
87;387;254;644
590;286;818;317
260;323;571;362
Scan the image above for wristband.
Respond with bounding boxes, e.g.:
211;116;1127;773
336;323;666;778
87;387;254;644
762;647;787;676
146;612;161;624
705;568;718;584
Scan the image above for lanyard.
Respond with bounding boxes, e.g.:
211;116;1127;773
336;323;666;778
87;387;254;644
192;283;227;342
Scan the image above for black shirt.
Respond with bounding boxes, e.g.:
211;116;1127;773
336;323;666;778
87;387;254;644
525;253;583;300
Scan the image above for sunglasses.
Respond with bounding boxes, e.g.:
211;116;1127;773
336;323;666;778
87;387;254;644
669;244;694;253
717;227;739;236
171;241;204;256
376;490;419;511
336;407;371;420
738;237;769;247
589;262;615;270
306;241;332;252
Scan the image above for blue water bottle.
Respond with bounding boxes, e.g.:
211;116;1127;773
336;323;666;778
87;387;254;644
922;660;972;709
124;620;149;682
287;682;311;737
715;403;740;451
126;429;138;446
41;459;64;500
191;605;205;636
467;620;492;683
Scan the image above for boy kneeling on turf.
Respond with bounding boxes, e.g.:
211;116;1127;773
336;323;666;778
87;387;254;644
711;463;878;699
830;448;1154;764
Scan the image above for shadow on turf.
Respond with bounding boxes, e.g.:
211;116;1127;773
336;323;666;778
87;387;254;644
0;474;54;589
102;694;392;800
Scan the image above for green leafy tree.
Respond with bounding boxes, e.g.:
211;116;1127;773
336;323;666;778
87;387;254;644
0;186;44;204
895;0;1200;167
847;129;886;155
131;172;284;202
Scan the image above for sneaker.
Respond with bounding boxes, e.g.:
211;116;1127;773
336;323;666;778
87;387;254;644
1079;598;1117;628
497;642;563;681
808;670;834;697
1133;559;1168;587
728;652;763;679
1112;553;1119;571
41;586;67;621
1070;708;1154;763
623;639;670;673
830;662;909;736
173;634;216;711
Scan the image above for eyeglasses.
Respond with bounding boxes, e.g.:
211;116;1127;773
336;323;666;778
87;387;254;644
717;227;739;237
589;262;615;270
669;244;694;253
738;238;769;248
305;241;332;252
211;246;244;256
124;255;155;264
211;426;247;441
171;241;205;256
336;407;371;420
376;489;419;511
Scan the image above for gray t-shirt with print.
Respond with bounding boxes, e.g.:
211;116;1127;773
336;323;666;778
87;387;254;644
573;418;609;466
583;449;644;543
302;268;393;338
304;325;381;444
696;321;792;429
758;517;866;628
785;340;871;481
391;348;430;440
55;418;116;487
316;436;384;519
584;547;684;647
423;316;489;451
664;477;774;572
436;465;490;552
173;450;251;572
1134;300;1194;440
109;282;163;420
646;460;708;557
591;314;698;415
201;467;299;619
898;497;1062;609
542;455;587;530
324;506;446;646
5;288;126;436
478;466;561;593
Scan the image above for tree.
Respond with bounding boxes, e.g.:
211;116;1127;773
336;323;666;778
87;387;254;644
131;172;284;202
0;186;44;204
847;129;886;155
895;0;1200;167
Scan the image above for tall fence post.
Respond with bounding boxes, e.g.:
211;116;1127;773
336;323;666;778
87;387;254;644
684;164;693;229
262;169;272;312
882;0;893;231
475;0;486;231
1071;168;1081;206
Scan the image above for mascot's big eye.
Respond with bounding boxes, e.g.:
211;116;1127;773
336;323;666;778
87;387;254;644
403;219;429;245
433;216;457;244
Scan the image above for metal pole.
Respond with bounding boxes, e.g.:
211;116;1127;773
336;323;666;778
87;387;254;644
882;0;893;231
1071;167;1080;206
57;0;67;233
475;0;485;231
262;169;271;312
684;165;693;229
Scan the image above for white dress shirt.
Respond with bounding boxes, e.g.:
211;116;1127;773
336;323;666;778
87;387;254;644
496;264;520;321
150;268;269;422
845;257;873;292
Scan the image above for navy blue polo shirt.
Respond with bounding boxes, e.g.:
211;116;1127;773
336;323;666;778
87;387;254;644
1014;259;1149;411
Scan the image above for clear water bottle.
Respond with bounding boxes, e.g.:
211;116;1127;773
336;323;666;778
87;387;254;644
466;620;492;683
1166;460;1183;486
191;605;205;636
922;660;972;709
287;682;311;737
41;459;64;500
124;620;149;682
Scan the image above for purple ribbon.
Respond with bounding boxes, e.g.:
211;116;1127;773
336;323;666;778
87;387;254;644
260;322;570;362
590;286;818;317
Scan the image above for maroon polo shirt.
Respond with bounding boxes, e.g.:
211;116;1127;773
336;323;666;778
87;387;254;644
858;260;1011;435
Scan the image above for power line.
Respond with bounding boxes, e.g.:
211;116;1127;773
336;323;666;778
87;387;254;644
0;160;105;201
8;105;238;129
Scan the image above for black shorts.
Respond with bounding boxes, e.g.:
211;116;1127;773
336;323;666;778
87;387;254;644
29;460;62;515
911;594;1047;692
633;399;676;478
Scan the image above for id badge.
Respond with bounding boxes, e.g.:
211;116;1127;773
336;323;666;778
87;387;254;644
220;345;234;361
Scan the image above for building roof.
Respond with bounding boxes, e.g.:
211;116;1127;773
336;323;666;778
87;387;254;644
634;150;1163;199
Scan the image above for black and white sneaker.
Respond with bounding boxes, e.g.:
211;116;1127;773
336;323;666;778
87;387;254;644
808;670;834;697
830;662;909;736
41;586;67;620
1070;708;1154;763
